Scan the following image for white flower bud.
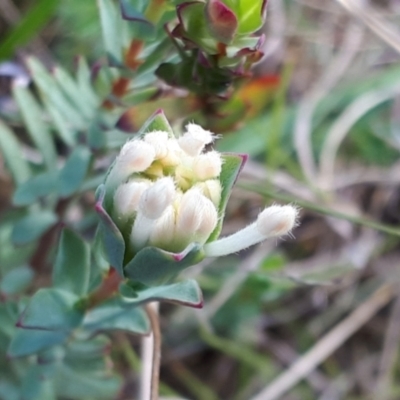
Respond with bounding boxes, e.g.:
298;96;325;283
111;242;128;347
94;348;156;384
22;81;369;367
149;205;177;250
130;177;176;251
178;123;214;156
139;177;176;219
204;205;298;257
105;140;155;190
113;179;151;219
192;151;222;181
256;205;298;237
144;130;169;159
175;189;218;246
194;179;222;207
159;139;183;167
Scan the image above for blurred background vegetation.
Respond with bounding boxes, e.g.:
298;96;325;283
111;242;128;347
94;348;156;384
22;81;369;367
1;0;400;399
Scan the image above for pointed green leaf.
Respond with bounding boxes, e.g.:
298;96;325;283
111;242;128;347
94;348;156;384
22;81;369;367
124;279;204;308
0;266;34;295
76;57;99;107
53;66;95;120
54;364;121;400
12;84;57;169
27;58;86;129
11;211;57;245
58;146;91;197
8;328;69;358
95;185;125;277
0;119;31;184
83;301;149;335
13;170;58;206
21;364;56;400
125;243;205;286
45;100;77;146
208;153;247;241
53;229;90;296
18;288;83;331
138;109;174;136
98;0;123;65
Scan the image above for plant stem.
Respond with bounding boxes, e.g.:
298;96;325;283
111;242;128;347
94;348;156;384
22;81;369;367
86;268;122;308
141;302;161;400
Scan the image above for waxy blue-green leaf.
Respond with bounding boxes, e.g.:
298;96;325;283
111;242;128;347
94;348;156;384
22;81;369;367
8;328;69;358
53;229;90;296
54;364;121;400
13;170;58;206
0;119;31;185
98;0;123;65
27;58;86;129
53;66;95;119
76;57;99;107
18;288;83;331
45;99;77;146
12;84;57;169
21;363;56;400
58;146;91;197
83;301;149;335
11;211;58;245
208;153;247;241
125;279;203;307
125;243;205;286
138;109;174;136
95;185;125;277
0;266;34;296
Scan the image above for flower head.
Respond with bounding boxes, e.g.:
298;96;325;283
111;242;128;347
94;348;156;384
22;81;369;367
96;110;298;286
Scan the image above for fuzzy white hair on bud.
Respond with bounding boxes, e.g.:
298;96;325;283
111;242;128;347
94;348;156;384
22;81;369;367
105;140;156;191
130;177;176;251
204;204;298;257
149;205;176;250
144;130;169;159
173;189;219;249
139;177;176;219
178;123;215;156
113;179;151;219
194;179;222;207
192;151;222;181
256;205;298;237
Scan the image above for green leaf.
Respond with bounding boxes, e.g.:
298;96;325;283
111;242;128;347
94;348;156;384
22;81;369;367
208;153;246;241
0;0;58;60
11;211;57;245
8;328;69;358
54;364;121;400
53;229;90;296
0;119;31;184
83;301;149;334
126;279;203;307
13;170;58;206
58;146;91;197
12;84;57;169
98;0;123;65
0;266;34;295
138;109;174;136
125;243;205;286
95;185;125;277
44;100;77;146
53;66;96;120
18;288;83;331
76;57;99;108
21;364;56;400
27;58;86;129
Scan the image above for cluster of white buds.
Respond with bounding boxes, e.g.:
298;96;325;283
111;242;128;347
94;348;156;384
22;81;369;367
104;122;298;259
106;124;222;254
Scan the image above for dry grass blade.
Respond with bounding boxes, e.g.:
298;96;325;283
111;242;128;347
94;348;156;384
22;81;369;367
335;0;400;54
251;284;395;400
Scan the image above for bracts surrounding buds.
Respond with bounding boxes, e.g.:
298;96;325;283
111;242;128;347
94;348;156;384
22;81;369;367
95;110;298;287
155;0;267;94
